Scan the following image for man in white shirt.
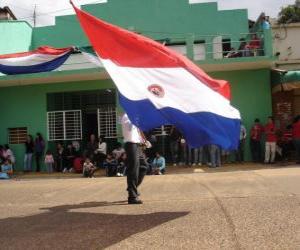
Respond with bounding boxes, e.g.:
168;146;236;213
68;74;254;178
121;113;146;204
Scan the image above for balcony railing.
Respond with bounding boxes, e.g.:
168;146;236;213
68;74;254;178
164;29;273;62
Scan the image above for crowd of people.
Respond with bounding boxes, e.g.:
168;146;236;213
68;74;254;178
167;115;300;167
0;114;299;179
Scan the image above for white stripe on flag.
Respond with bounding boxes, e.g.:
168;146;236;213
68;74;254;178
101;58;240;119
0;52;69;66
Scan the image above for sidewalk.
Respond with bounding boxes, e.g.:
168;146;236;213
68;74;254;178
11;162;298;180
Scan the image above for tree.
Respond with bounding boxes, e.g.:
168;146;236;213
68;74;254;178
278;0;300;24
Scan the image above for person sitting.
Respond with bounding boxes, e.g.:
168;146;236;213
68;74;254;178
151;152;166;175
103;153;118;177
1;159;13;177
112;142;125;161
234;39;251;57
3;144;15;165
64;143;76;173
82;157;96;178
246;34;261;56
95;136;107;167
116;152;127;177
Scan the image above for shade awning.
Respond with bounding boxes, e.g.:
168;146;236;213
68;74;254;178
271;70;300;93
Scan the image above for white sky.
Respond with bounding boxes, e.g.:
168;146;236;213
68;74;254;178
0;0;295;27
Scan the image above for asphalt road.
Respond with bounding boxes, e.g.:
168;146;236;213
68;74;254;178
0;164;299;249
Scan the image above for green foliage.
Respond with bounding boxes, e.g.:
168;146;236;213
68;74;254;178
278;2;300;24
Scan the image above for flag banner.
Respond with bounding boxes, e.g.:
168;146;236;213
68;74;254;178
79;47;103;67
71;2;241;149
0;46;73;75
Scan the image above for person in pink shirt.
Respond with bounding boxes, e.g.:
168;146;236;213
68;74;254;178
44;150;54;173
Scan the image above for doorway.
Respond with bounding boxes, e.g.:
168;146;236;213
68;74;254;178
85;112;98;139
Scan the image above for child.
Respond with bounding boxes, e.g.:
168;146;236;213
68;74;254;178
151;152;166;175
44;150;54;173
83;157;96;178
103;153;118;177
116;152;127;177
1;159;13;177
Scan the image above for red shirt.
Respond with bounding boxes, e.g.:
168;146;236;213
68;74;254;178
250;124;263;141
292;121;300;139
265;122;277;142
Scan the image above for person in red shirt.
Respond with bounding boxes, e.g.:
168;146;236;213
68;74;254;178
264;116;277;164
278;125;293;163
250;118;264;162
292;116;300;164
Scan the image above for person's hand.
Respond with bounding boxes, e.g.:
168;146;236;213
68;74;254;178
145;140;152;149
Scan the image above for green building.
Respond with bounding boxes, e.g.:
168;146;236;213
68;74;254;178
0;0;275;171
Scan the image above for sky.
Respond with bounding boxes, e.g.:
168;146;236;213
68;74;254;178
0;0;295;27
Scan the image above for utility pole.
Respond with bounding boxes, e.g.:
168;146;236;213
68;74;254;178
33;4;37;27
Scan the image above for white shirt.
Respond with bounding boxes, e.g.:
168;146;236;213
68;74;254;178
121;114;144;143
97;142;107;155
240;125;247;140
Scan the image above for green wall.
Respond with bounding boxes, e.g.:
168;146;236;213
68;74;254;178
0;80;114;171
0;21;32;54
212;69;272;161
32;0;248;49
0;69;271;171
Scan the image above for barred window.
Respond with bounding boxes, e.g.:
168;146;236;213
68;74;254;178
8;127;28;144
97;107;117;138
47;110;82;141
152;125;172;136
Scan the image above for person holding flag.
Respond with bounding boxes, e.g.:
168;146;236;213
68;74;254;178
121;113;149;204
70;1;241;202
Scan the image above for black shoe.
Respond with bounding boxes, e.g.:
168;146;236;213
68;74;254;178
128;198;143;205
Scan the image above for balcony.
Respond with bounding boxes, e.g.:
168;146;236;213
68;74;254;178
164;29;275;72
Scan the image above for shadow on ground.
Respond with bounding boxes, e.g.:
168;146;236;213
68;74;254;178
0;201;189;249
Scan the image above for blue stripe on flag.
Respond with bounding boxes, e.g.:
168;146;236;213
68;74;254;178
119;93;240;150
0;52;71;75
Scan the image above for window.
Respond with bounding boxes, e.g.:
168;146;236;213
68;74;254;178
194;40;206;61
166;42;187;56
97;107;117;138
47;110;82;141
222;39;231;57
8;127;28;144
152;125;172;136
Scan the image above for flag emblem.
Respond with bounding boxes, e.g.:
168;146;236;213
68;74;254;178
148;84;165;98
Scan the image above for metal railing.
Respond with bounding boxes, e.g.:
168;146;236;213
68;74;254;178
166;31;268;61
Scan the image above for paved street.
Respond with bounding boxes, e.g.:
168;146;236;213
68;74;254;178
0;164;300;249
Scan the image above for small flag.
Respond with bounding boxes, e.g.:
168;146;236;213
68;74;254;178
0;46;73;75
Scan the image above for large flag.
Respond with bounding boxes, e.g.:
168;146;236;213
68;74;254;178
71;2;241;149
0;46;73;75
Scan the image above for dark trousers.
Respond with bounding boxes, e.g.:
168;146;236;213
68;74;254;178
250;139;261;162
294;139;300;163
125;142;146;199
235;140;245;162
35;152;43;172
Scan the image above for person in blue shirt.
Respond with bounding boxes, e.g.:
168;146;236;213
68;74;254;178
261;16;270;30
152;152;166;175
1;159;13;178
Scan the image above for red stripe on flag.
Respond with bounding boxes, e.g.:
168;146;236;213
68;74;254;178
0;46;73;59
71;2;230;99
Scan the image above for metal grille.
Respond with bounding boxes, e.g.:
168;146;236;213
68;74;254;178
152;125;172;136
97;107;117;138
8;127;28;144
47;110;82;141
